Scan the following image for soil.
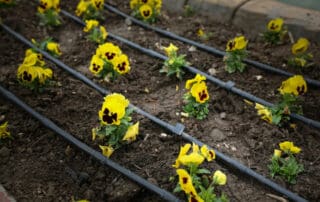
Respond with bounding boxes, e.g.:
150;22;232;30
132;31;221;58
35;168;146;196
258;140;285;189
1;1;320;202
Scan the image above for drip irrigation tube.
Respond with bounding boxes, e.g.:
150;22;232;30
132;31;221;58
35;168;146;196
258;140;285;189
60;10;320;130
0;23;308;202
103;3;320;88
0;85;181;202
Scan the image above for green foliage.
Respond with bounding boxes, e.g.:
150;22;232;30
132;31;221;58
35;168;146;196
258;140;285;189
86;27;105;44
263;30;286;45
82;4;105;21
288;53;313;68
37;9;61;27
94;108;134;149
269;93;302;126
183;93;209;120
184;5;195;17
268;154;304;184
160;52;187;80
224;50;247;73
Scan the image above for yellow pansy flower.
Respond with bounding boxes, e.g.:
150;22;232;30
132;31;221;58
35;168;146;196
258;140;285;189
173;143;191;168
279;141;301;154
76;0;90;16
83;20;99;32
17;65;37;83
226;36;248;51
213;170;227;185
164;43;178;56
267;18;283;32
0;122;11;139
38;0;53;13
47;42;62;56
34;67;53;84
179;152;205;166
154;0;162;12
92;0;104;10
273;149;282;158
89;54;104;75
96;43;122;61
99;26;108;41
99;145;114;157
255;103;272;123
122;122;139;142
292;38;309;55
176;169;197;196
112;54;131;74
278;75;307;96
185;74;206;89
200;145;215;162
130;0;139;9
190;82;209;103
99;93;129;125
140;4;153;20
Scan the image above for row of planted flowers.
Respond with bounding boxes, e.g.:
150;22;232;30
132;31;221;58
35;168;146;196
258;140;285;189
0;0;312;201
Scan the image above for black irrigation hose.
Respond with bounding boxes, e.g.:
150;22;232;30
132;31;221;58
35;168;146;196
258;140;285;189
0;85;181;202
60;10;320;130
0;23;308;202
104;3;320;89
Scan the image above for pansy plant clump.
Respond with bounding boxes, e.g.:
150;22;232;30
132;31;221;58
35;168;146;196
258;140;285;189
288;38;313;68
263;18;287;44
172;143;228;202
268;141;304;184
255;75;306;126
130;0;162;23
224;35;248;73
0;0;15;8
31;38;62;58
37;0;61;26
83;20;108;44
160;43;188;80
92;93;139;157
17;49;53;91
89;42;130;81
183;74;210;120
76;0;105;21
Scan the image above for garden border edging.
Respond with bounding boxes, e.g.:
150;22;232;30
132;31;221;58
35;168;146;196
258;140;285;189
163;0;320;43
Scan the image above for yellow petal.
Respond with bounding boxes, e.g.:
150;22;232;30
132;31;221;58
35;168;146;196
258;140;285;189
99;145;114;157
213;170;227;185
122;122;139;142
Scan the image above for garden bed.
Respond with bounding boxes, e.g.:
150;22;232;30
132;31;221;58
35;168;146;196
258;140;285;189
0;1;320;201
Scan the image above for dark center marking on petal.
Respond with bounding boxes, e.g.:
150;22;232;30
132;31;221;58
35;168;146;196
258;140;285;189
105;52;116;60
182;177;188;184
143;10;150;17
22;71;32;81
117;62;126;71
198;90;208;101
102;108;118;124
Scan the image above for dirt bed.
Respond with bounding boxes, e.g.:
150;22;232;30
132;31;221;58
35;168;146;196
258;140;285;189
0;1;320;201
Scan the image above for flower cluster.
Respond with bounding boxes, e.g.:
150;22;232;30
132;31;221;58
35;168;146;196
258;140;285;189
224;35;248;73
173;143;228;202
17;49;53;91
160;43;188;79
269;141;304;184
255;75;307;126
92;93;139;157
89;42;130;81
288;38;313;68
130;0;162;23
37;0;61;26
183;74;210;120
0;0;14;8
0;122;11;141
76;0;104;20
83;20;108;44
31;38;62;58
263;18;287;44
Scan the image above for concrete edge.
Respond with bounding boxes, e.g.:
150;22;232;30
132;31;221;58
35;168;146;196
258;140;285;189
0;184;16;202
162;0;320;43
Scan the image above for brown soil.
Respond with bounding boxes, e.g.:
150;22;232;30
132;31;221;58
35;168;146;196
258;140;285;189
1;1;320;202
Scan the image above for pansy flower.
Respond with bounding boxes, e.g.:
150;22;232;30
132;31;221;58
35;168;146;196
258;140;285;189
83;19;99;32
190;82;209;103
173;143;191;168
200;145;215;162
213;170;227;185
112;54;131;74
47;42;62;56
89;54;105;75
279;141;301;154
292;38;309;55
96;43;122;61
179;151;205;166
92;0;104;10
122;122;139;142
255;103;272;123
76;0;90;16
226;36;248;52
139;4;153;20
267;18;283;32
176;169;198;196
99;145;114;157
164;43;178;57
278;75;307;96
98;93;129;125
185;74;206;89
17;65;37;83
